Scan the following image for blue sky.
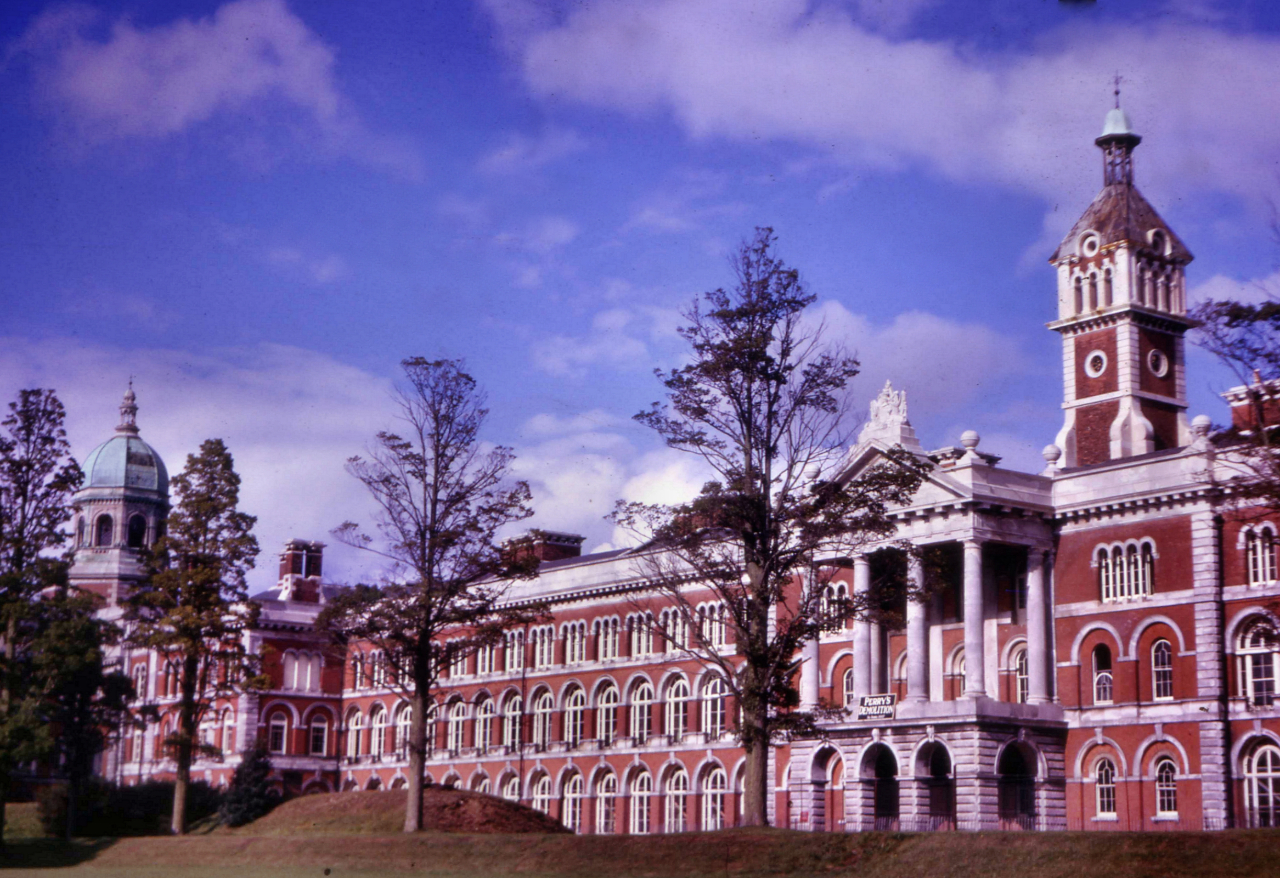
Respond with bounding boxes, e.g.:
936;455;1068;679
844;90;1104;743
3;0;1280;590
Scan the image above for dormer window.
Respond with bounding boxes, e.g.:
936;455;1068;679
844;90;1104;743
1149;229;1167;255
1081;233;1100;257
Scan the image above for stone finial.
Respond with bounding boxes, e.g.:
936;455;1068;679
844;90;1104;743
1190;414;1213;453
1041;444;1062;475
959;430;982;463
116;381;139;435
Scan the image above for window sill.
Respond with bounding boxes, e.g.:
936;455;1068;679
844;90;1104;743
1152;814;1179;822
1091;815;1119;822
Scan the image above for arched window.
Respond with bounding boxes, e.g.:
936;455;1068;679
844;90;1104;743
1103;269;1113;307
533;626;555;669
1240;621;1278;706
395;705;413;759
1247;528;1277;586
630;681;653;745
283;652;298;691
843;668;855;707
629;771;652;835
597;685;619;747
476;641;495;675
499;775;520;802
665;678;689;743
505;630;524;672
1014;648;1029;704
701;676;726;741
503;694;523;751
1093;645;1114;704
447;701;467;755
1073;276;1084;314
596;772;617;834
562;772;584;833
95;514;114;547
702;767;727;831
1088;273;1098;311
351;654;365;690
268;712;289;755
532;691;554;751
132;663;149;701
664;767;689;833
126;513;147;549
630;615;653;656
598;618;620;661
1245;743;1280;827
76;517;85;547
222;709;236;755
565;622;587;665
1152;639;1174;700
475;698;495;755
531;774;552;814
370;706;388;758
309;715;328;756
1095;758;1117;816
564;688;586;748
346;711;364;759
1155;758;1178;816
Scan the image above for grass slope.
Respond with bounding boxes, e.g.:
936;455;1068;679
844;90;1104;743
226;788;570;835
6;828;1280;878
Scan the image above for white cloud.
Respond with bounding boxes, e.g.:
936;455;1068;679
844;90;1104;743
1190;270;1280;306
266;246;349;285
13;0;421;177
0;337;397;592
483;0;1280;209
495;215;581;255
530;305;683;378
477;127;587;175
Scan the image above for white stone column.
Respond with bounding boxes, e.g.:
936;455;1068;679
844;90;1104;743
800;636;820;710
1026;548;1050;705
962;540;986;698
906;553;928;703
869;622;884;695
852;555;871;699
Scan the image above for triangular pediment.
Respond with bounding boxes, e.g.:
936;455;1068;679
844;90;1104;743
837;438;970;510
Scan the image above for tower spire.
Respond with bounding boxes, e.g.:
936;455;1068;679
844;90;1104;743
116;380;139;435
1096;94;1140;187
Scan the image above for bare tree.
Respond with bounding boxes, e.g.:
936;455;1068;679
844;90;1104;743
1192;296;1280;511
128;439;261;835
613;228;928;827
321;358;539;833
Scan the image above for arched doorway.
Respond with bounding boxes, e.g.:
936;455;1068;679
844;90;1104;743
997;743;1037;830
862;744;899;831
812;748;845;832
917;742;955;830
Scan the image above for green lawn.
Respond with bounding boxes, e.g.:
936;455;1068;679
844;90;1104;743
3;828;1280;878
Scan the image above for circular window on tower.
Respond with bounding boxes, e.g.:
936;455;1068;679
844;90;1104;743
1084;350;1108;379
1148;348;1169;378
1081;234;1100;257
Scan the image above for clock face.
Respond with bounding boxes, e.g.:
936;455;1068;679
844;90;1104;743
1084;350;1108;378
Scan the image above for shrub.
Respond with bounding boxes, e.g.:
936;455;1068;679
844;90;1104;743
38;780;224;836
219;744;280;827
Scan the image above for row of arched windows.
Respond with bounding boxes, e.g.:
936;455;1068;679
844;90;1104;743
506;763;734;834
1095;541;1155;602
76;512;151;549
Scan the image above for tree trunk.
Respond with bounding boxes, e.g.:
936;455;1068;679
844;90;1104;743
0;772;9;854
740;703;770;827
403;686;429;832
65;775;79;841
171;657;198;835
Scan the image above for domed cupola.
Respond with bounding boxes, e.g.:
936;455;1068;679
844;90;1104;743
69;386;171;605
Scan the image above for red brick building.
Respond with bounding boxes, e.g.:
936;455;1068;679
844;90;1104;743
77;107;1280;833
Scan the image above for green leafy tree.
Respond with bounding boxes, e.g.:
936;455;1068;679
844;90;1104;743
0;389;82;850
128;439;260;835
321;358;539;833
613;229;928;826
218;743;277;827
31;589;133;839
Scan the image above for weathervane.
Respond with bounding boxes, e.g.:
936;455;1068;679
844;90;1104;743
1113;72;1122;108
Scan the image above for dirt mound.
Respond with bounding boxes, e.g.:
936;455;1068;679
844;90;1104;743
235;787;570;836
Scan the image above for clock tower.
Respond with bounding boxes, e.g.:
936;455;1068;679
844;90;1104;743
1050;106;1195;467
